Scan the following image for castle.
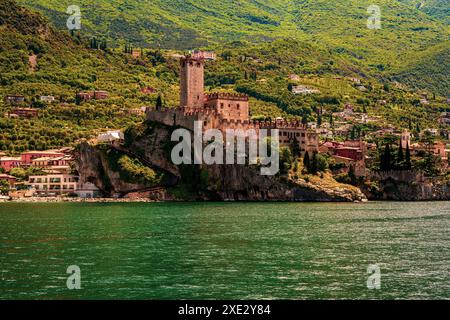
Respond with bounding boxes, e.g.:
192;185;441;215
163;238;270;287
147;55;319;154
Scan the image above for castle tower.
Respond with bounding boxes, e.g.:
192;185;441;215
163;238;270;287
401;129;411;149
180;56;204;109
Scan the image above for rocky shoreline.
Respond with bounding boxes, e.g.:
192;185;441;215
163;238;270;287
1;197;159;203
1;196;370;203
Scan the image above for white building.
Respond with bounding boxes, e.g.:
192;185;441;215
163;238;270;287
28;174;101;198
76;182;101;198
97;130;124;143
40;96;55;103
28;174;78;195
292;85;320;95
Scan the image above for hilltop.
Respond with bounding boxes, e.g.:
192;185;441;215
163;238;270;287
18;0;450;95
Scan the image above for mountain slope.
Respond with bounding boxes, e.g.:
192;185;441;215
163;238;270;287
19;0;448;68
0;0;177;152
392;42;450;95
397;0;449;23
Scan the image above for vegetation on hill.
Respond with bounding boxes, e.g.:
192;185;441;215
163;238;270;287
0;0;178;152
18;0;449;95
0;0;448;156
398;0;450;23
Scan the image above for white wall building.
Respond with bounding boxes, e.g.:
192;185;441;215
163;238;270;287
97;130;124;143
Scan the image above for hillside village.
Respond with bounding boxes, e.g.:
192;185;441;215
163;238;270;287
0;0;449;201
1;49;450;201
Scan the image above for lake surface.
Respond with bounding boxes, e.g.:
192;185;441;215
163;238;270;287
0;201;449;300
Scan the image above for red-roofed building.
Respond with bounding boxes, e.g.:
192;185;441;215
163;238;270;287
9;108;39;118
0;157;22;172
20;151;65;165
0;174;17;187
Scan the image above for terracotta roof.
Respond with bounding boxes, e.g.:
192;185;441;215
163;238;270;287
0;157;22;161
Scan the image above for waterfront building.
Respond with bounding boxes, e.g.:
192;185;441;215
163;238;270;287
28;174;78;195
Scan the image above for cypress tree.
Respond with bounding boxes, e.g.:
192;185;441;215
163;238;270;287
311;152;318;174
397;138;404;168
317;113;322;127
382;144;391;171
405;142;412;170
303;151;310;173
350;126;356;140
301;115;308;126
156;94;163;110
292;136;300;158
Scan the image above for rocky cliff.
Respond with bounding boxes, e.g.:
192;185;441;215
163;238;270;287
75;121;367;202
365;171;450;201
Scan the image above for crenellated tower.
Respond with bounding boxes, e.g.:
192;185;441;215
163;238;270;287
180;56;204;110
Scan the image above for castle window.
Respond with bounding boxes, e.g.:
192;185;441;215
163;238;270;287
296;133;300;137
197;95;200;100
283;132;287;137
204;121;207;127
220;103;224;108
237;104;240;110
301;133;305;137
196;63;201;67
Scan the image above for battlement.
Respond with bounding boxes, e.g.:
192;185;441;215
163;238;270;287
206;92;249;102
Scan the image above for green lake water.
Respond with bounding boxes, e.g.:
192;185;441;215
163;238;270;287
0;201;449;300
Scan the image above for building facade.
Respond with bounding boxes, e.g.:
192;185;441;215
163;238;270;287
28;174;78;195
147;55;319;154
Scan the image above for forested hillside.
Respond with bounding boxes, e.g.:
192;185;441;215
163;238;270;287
0;0;448;154
18;0;449;94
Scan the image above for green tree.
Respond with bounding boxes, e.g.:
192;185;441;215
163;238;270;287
279;147;293;174
0;180;9;195
303;151;310;173
380;144;392;171
301;115;308;126
397;139;404;168
405;142;412;170
291;136;300;158
310;151;318;174
156;94;163;110
9;167;27;180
